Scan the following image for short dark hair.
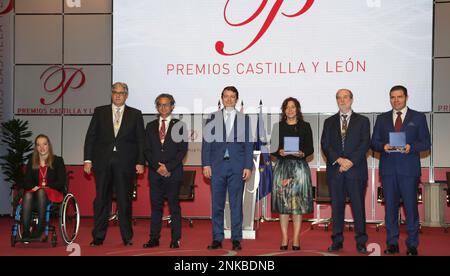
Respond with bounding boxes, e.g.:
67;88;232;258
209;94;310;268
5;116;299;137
155;93;175;106
390;85;408;97
221;86;239;99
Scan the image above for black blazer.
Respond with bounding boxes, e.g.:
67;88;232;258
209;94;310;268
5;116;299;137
21;156;66;193
84;104;145;173
144;118;188;180
271;120;314;160
321;112;370;180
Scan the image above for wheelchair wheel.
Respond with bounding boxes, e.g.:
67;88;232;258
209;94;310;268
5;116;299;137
59;193;80;245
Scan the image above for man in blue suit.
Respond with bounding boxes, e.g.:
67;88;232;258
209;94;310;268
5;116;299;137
372;85;430;256
202;86;253;251
321;89;370;254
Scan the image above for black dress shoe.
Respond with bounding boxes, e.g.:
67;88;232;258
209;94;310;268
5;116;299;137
170;240;180;249
384;244;400;254
327;242;343;252
406;246;418;256
143;239;159;248
292;245;301;251
207;240;222;250
90;239;103;247
232;240;242;251
123;240;133;246
279;245;288;250
21;231;31;244
356;243;367;253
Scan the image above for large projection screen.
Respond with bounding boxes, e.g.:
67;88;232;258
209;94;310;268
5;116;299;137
113;0;432;114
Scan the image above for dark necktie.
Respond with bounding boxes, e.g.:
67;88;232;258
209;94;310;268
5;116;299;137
394;111;402;132
341;114;348;150
160;119;166;142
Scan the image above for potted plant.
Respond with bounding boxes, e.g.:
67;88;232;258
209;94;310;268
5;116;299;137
0;118;33;211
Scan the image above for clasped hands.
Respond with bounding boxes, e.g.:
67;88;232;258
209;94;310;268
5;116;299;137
336;157;353;173
157;162;171;177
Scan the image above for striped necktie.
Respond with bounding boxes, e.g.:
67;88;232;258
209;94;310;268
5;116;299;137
341;114;348;150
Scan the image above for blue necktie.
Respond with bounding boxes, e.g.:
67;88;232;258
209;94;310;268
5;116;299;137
224;112;231;158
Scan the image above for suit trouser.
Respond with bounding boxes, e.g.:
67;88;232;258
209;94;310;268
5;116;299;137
381;174;419;247
149;171;182;241
211;160;244;241
328;172;368;245
92;152;134;242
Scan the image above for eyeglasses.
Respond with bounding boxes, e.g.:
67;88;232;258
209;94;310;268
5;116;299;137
156;103;172;108
112;91;127;96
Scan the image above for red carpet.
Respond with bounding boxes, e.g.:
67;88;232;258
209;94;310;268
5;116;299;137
1;217;449;256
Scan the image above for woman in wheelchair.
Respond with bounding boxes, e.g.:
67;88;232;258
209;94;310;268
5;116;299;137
19;134;66;242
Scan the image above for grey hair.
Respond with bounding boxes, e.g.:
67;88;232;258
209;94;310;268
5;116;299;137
336;88;353;99
112;82;129;93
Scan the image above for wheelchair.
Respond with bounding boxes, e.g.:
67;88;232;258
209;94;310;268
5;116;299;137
10;171;80;247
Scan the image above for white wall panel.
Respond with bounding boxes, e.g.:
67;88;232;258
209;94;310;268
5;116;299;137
15;0;62;13
15;15;62;64
433;113;450;167
64;0;112;14
64;15;112;64
62;65;112;114
434;3;450;57
62;116;91;165
433;59;450;112
14;65;63;114
15;116;62;156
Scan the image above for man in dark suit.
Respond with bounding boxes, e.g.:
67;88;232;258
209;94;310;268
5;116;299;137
142;94;188;249
372;85;430;256
84;82;145;247
321;89;370;254
202;86;253;251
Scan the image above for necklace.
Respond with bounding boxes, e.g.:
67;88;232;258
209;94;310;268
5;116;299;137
40;166;48;187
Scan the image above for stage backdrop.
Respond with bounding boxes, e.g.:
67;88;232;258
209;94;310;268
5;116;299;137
114;0;432;114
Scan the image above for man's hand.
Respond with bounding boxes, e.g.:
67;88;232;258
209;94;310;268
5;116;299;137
242;169;252;181
279;149;286;157
203;166;212;179
84;162;92;174
338;158;353;173
157;162;170;177
404;144;411;154
136;164;144;175
384;144;393;152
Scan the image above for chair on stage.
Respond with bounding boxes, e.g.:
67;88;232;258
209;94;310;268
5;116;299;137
165;170;196;228
311;171;332;231
375;182;423;233
311;170;354;231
